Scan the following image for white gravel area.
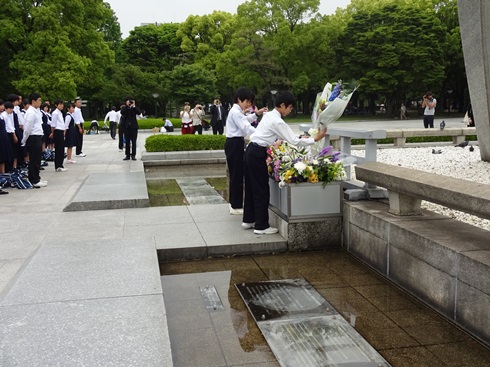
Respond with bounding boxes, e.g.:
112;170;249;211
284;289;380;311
351;144;490;232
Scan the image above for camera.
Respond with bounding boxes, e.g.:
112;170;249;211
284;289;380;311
423;95;427;99
129;100;134;104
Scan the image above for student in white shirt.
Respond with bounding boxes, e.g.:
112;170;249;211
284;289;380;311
225;87;267;215
21;93;47;187
50;99;67;171
242;91;326;235
104;106;118;140
73;98;86;156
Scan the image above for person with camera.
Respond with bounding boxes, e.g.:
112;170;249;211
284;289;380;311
422;91;437;128
210;98;226;135
121;97;140;161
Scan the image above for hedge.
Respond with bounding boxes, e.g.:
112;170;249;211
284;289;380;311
145;134;226;152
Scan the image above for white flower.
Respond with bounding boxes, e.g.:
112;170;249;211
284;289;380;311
312;159;319;165
294;161;307;174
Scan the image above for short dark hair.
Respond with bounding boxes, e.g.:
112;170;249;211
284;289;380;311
54;99;64;105
7;94;19;103
66;103;75;110
274;91;295;108
0;99;4;106
4;101;14;109
41;102;50;110
74;97;81;102
234;87;255;104
28;93;41;104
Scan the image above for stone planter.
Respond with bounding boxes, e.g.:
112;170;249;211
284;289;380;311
268;178;344;251
269;178;343;221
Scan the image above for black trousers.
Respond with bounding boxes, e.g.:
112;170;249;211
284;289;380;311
26;135;42;184
243;143;270;230
53;130;65;169
423;115;434;128
193;125;203;135
212;120;224;135
109;121;117;139
124;128;138;157
75;124;84;154
225;137;245;209
118;125;124;149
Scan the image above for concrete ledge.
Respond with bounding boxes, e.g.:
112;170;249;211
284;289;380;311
355;162;490;219
142;150;225;162
344;200;490;346
64;172;149;212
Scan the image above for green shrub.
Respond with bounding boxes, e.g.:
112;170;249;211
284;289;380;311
145;134;226;152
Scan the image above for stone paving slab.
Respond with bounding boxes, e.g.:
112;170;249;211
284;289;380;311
0;295;172;367
0;238;161;306
63;171;149;212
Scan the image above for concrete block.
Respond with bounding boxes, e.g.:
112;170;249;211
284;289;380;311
388;191;422;215
459;250;490;294
287;217;342;251
452;135;465;145
389;218;490;276
389;246;456;319
394;137;407;147
456;280;490;346
348;224;388;273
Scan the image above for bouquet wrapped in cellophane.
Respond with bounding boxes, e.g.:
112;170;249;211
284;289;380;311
312;80;357;127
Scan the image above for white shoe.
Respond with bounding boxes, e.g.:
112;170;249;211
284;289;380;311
229;207;244;215
254;227;278;235
40;180;48;184
242;222;254;229
76;153;86;157
56;167;67;172
33;181;47;188
67;159;77;164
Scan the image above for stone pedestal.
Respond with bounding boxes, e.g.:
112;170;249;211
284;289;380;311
458;0;490;161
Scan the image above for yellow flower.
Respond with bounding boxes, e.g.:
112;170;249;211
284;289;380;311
308;172;319;182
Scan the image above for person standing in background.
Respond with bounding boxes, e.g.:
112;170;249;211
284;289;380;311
400;103;407;120
73;97;86;157
50;99;67;172
21;93;46;188
210;98;226;135
104;106;118;140
117;101;125;151
121;97;140;161
422;91;436;128
191;101;204;135
180;103;193;134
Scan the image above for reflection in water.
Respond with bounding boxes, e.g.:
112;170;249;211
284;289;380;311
160;252;490;367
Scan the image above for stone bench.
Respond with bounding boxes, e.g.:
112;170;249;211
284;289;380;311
355;161;490;218
386;127;477;146
346;161;490;346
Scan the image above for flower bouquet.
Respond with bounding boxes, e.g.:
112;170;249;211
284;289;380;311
312;80;357;127
267;140;346;188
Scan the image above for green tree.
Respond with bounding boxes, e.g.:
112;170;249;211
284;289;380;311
335;1;446;115
121;23;182;73
0;0;115;101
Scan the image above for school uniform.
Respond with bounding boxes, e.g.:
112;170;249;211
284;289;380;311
73;106;84;155
225;103;256;210
0;115;14;165
64;113;76;148
51;109;66;169
21;106;44;185
243;109;314;230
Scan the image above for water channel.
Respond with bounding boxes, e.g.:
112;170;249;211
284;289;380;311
147;164;490;367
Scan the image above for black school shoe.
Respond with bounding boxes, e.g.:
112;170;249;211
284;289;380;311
131;156;136;161
123;156;130;161
0;189;8;195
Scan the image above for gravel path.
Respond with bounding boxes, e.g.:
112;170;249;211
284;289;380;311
352;144;490;231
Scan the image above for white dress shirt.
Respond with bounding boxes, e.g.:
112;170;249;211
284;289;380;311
225;103;256;138
73;106;84;125
51;109;66;130
1;111;15;133
14;105;24;127
104;110;118;123
22;106;43;145
250;108;314;147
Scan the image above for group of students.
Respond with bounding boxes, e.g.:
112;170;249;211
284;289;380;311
0;93;87;193
224;88;326;235
180;101;207;135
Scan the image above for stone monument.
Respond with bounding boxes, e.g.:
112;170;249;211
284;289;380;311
458;0;490;161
